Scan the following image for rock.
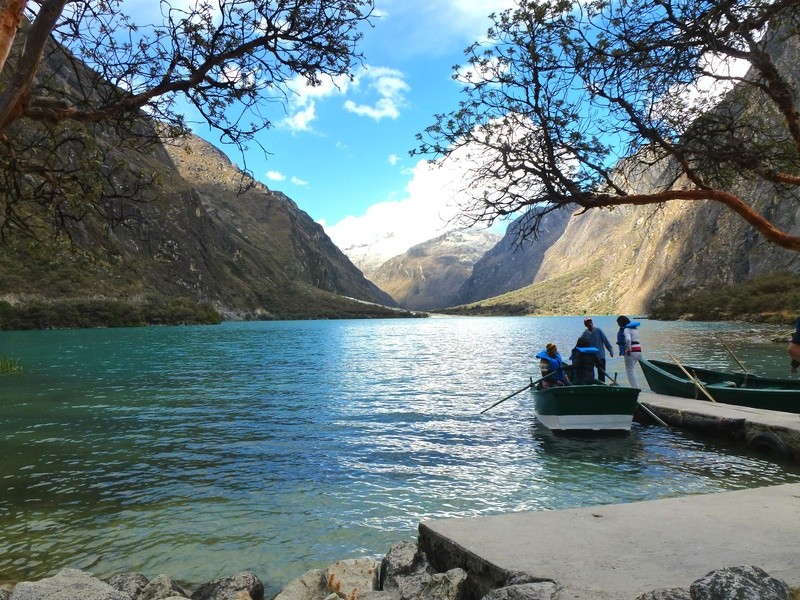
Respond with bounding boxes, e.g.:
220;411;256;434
479;582;557;600
108;573;150;599
272;570;328;600
9;568;130;600
689;565;790;600
0;590;11;600
380;542;430;590
416;569;467;600
139;574;191;600
634;589;691;600
325;559;380;600
190;572;264;600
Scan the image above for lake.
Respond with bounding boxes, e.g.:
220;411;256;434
1;316;799;595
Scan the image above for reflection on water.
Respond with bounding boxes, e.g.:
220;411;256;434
0;317;798;594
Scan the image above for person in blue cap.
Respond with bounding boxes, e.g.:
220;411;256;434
616;315;642;388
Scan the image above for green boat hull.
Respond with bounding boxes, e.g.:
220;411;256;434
639;358;800;413
531;384;641;431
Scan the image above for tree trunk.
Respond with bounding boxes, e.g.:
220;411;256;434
0;0;26;73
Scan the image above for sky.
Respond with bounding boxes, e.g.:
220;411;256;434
196;0;519;255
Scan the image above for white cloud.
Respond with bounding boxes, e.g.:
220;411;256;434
388;154;400;166
279;73;353;132
291;176;309;186
266;171;286;181
343;66;409;121
281;102;317;132
325;150;483;260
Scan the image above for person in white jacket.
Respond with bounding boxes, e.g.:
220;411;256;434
616;315;642;388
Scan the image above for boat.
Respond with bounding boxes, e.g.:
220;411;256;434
531;383;641;432
639;358;800;413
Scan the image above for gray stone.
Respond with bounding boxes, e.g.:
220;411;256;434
0;589;11;600
635;589;691;600
502;573;542;587
9;568;130;600
325;559;380;600
480;582;557;600
108;573;150;599
689;566;790;600
381;542;429;590
417;569;467;600
139;575;190;600
272;570;327;600
190;572;263;600
358;593;398;600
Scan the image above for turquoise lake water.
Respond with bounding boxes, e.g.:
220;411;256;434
1;316;799;594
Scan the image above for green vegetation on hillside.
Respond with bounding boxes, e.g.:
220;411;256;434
0;297;223;330
648;272;800;324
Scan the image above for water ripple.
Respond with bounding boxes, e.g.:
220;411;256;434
0;318;798;595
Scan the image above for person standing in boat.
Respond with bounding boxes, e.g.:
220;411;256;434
789;317;800;374
580;318;613;381
616;316;642;388
536;343;570;388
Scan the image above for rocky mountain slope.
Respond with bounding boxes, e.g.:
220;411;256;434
452;209;572;306
442;30;800;317
366;230;501;310
0;128;403;319
0;34;405;320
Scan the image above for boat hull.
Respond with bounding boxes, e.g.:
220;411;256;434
532;384;641;432
639;359;800;413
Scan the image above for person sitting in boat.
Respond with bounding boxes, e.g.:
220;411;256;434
536;343;570;388
570;338;604;385
789;316;800;374
616;315;642;388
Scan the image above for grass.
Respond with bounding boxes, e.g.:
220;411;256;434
648;272;800;324
0;355;22;374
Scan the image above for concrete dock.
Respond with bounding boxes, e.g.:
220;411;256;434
417;393;800;600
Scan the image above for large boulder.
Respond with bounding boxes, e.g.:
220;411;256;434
635;589;691;600
108;573;150;599
272;570;328;600
380;541;430;590
689;565;790;600
190;572;264;600
9;569;130;600
479;583;557;600
139;574;191;600
325;559;380;600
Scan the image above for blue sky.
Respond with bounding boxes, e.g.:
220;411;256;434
199;0;518;254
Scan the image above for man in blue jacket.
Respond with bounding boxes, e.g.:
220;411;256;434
580;318;613;381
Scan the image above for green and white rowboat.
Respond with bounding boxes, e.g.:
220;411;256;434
639;358;800;412
531;384;641;432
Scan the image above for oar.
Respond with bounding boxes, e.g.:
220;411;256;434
715;334;750;374
667;353;717;403
637;401;672;429
479;370;558;414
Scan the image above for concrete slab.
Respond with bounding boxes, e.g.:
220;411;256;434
419;483;800;600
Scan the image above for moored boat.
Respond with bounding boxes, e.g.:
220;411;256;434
639;358;800;413
531;383;641;432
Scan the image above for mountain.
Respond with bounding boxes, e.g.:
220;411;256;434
0;34;408;321
0;128;405;320
452;209;572;306
366;230;501;310
447;156;800;317
442;26;800;317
